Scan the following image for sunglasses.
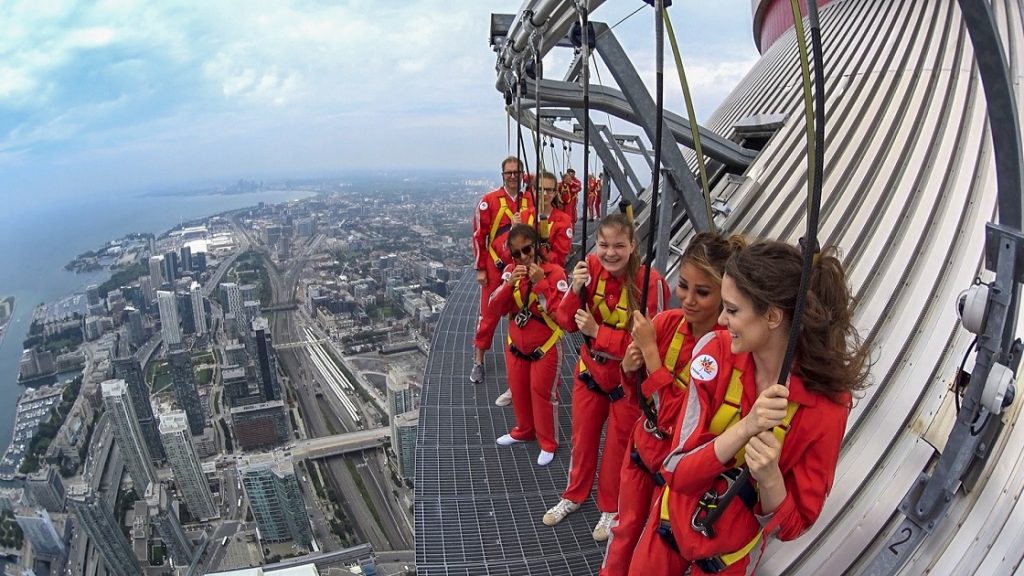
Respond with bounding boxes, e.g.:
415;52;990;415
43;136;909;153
509;244;535;259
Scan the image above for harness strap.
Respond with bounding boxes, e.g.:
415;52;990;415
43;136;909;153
592;274;629;329
578;359;625;401
486;195;531;268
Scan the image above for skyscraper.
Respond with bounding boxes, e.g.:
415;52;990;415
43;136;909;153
159;411;218;521
145;482;194;567
163;251;178;284
149;255;165;288
112;356;165;462
393;410;418;481
176;292;195;335
25;466;66;513
67;483;141;576
157;290;182;347
229;401;290;450
189;282;207;336
168;350;204;435
15;508;64;559
387;370;414;419
85;285;100;307
101;379;158;495
126;307;145;347
140;275;155;310
220;282;243;321
179;246;193;275
239;451;311;548
252;317;279;402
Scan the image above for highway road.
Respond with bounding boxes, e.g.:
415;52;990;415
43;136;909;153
255;228;412;551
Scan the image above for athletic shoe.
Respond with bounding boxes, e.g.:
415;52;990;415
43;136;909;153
494;388;512;406
592;511;617;542
469;362;484;383
496;434;524;446
542;499;580;526
537;450;555;466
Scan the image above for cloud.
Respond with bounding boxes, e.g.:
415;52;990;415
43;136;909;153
0;0;762;201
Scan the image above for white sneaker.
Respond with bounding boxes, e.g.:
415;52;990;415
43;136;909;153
496;434;524;446
494;388;513;407
542;498;580;526
592;511;617;542
537;450;555;466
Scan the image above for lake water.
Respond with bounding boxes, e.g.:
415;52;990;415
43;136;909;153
0;189;315;451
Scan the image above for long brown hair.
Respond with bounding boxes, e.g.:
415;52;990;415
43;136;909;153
724;240;869;397
597;213;642;328
681;232;748;283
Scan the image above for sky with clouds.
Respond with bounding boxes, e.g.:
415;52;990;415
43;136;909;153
0;0;760;204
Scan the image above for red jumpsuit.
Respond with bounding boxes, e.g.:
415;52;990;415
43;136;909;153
471;186;535;351
487;262;569;452
520;208;573;268
628;330;851;576
601;310;722;576
555;255;668;512
556;177;582;225
587;177;602;220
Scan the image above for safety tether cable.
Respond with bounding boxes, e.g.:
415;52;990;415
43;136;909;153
663;9;716;231
635;0;667;434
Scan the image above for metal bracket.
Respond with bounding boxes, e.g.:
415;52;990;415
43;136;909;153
984;222;1024;282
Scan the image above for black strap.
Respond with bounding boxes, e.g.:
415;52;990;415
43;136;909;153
580;370;624;401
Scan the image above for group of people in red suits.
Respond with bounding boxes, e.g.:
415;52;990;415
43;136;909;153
469;156;868;573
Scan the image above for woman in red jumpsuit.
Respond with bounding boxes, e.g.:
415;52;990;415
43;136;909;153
542;213;669;541
628;241;869;575
600;232;746;576
487;224;569;466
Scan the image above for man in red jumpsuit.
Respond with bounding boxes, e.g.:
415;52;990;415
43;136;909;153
556;168;582;226
470;156;535;384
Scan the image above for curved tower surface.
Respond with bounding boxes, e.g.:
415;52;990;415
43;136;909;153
416;1;1024;574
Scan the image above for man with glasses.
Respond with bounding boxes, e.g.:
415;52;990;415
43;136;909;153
470;156;535;385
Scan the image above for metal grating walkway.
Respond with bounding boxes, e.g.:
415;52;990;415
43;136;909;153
415;270;607;575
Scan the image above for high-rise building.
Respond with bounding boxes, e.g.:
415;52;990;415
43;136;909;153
139;275;155;309
101;379;158;495
112;355;165;462
149;255;165;288
239;451;311;548
159;411;218;521
189;282;207;336
25;467;66;513
220;282;243;321
393;410;418;481
229;400;289;450
126;307;145;347
387;370;414;419
67;484;141;576
176;292;196;335
179;246;193;274
157;290;182;347
85;284;100;307
163;251;178;284
168;350;204;435
252;318;278;402
194;251;207;273
15;508;64;559
145;482;194;567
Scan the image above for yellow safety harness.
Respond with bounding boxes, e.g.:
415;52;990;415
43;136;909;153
506;279;562;361
486;195;531;269
655;369;799;572
590;273;629;329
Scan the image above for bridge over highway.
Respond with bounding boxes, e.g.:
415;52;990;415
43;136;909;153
289;427;389;460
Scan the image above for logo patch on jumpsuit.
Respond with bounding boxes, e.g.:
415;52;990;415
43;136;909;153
690;354;718;381
479;201;488;211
